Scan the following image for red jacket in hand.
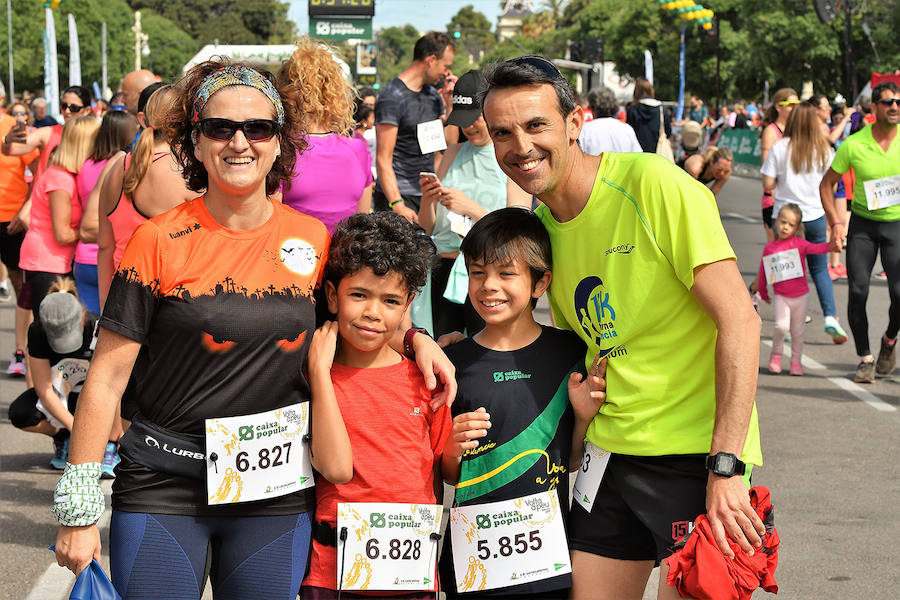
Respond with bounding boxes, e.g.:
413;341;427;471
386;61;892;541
664;486;780;600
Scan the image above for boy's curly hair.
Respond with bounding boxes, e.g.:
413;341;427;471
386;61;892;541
325;212;436;294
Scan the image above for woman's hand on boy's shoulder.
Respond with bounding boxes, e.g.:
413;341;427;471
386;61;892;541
309;321;339;376
568;355;608;423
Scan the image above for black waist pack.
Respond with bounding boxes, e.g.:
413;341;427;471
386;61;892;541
118;412;206;480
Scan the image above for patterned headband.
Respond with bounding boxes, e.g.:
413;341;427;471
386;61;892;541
191;65;285;129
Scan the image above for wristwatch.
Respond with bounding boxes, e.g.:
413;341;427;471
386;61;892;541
705;452;746;477
403;327;429;359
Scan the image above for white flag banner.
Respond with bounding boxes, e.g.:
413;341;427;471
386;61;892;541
44;8;60;119
68;13;81;86
644;50;653;86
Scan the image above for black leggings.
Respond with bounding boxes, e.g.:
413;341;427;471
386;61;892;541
846;214;900;356
24;270;73;320
8;387;77;429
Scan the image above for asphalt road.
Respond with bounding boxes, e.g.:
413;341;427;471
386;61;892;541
1;172;897;599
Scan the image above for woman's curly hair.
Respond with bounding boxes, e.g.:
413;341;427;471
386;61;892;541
162;58;307;195
325;212;436;295
276;38;357;136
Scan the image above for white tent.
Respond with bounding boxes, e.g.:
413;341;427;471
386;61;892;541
182;44;351;80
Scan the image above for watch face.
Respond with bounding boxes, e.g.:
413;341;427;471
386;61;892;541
716;453;735;474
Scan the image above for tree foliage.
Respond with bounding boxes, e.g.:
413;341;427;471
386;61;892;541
447;5;496;66
0;0;136;97
141;11;201;84
0;0;297;101
565;0;899;103
128;0;296;45
376;24;420;84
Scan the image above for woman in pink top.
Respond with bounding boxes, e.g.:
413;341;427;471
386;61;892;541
276;38;373;234
95;86;194;307
74;110;138;313
1;86;94;234
758;204;830;376
19;116;100;319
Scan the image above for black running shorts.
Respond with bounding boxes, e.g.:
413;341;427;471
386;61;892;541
568;453;711;562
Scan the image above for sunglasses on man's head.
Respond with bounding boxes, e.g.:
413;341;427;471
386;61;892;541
777;100;799;107
197;118;280;142
60;103;84;113
877;98;900;107
508;55;564;81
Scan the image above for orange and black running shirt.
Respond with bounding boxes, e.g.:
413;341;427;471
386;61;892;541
101;196;329;516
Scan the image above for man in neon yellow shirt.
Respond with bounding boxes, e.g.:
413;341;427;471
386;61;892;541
820;80;900;384
481;56;765;600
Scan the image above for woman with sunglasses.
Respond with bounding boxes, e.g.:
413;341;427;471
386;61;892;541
1;86;93;236
52;60;354;600
759;88;799;241
276;37;373;234
748;88;799;304
8;102;32;127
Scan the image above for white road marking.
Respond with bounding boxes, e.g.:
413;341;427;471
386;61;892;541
724;212;760;223
826;376;897;412
25;481;113;600
761;340;896;412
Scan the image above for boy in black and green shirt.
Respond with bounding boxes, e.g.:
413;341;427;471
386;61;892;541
439;207;605;599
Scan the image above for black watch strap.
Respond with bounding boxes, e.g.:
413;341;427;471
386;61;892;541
705;452;746;477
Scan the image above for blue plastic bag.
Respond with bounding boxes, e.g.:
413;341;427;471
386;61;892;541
49;547;121;600
69;558;121;600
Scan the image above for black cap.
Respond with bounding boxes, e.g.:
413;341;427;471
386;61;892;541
446;70;484;129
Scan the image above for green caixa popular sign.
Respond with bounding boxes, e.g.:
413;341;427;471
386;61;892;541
716;129;762;167
310;17;372;40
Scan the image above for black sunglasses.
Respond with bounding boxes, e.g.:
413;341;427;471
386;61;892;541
508;55;564;81
60;102;84;113
197;118;280;142
877;98;900;107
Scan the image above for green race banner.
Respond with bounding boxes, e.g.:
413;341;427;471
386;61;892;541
717;129;762;167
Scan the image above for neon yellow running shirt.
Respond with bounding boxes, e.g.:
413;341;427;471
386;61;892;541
536;152;762;465
830;123;900;222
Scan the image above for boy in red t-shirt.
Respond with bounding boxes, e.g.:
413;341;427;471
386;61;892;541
302;212;452;599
